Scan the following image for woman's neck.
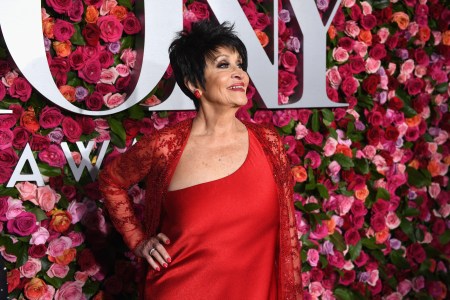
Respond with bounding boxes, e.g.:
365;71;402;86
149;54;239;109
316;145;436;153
191;105;245;137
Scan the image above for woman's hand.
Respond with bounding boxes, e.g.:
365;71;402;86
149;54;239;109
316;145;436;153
134;233;172;271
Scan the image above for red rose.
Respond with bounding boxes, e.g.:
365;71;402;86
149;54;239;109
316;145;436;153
76;116;96;135
380;7;392;21
370;213;387;232
388;97;404;110
349;55;365;74
122;13;142;35
0;82;5;101
0;147;18;168
280;51;298;73
96;83;116;95
328;251;345;268
305;132;323;146
9;78;32;102
50;57;70;76
28;244;47;259
405;78;424;95
362;74;380;95
62;117;82;142
344;228;361;246
386;34;399;50
123;119;140;140
384;126;399;141
7;211;39;236
30;134;50;151
414;48;430;66
326;86;339;102
360;14;377;30
86;92;104;111
61;185;77;200
339;270;356;286
254;12;270;31
432;219;446;235
38;144;67;167
68;47;86;70
368;111;383;127
338;37;355;51
98;51;114;69
46;0;72;14
12;127;29;150
188;2;210;20
97;16;123;42
350;5;362;21
407;243;426;263
0;114;16;129
68;0;84;22
0;60;10;76
278;70;298;96
115;76;131;92
0;166;13;184
340;76;359;96
351;215;365;229
7;269;20;293
354;250;369;267
82;23;101;46
369;44;387;60
367;127;382;145
79;59;101;84
372;199;390;214
53;19;75;41
39;106;64;129
351;200;367;217
338;64;353;78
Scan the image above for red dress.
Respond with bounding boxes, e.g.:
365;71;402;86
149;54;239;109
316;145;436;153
146;130;279;299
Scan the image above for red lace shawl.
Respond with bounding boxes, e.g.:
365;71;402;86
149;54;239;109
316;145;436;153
99;118;303;299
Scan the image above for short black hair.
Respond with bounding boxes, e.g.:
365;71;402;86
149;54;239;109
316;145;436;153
169;20;248;110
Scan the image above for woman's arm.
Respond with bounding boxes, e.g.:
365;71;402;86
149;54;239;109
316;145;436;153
98;132;159;252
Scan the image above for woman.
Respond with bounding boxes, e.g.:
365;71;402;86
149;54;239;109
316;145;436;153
99;21;302;299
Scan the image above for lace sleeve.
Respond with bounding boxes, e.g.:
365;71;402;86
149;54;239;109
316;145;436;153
98;132;159;251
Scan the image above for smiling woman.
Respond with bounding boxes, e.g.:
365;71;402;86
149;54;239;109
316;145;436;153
99;21;302;300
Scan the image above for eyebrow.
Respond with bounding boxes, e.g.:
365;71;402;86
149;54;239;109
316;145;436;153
213;54;242;62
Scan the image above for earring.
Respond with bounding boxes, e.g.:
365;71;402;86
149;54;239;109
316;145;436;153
193;90;201;99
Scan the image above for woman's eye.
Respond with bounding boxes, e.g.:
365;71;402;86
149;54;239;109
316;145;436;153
217;63;229;68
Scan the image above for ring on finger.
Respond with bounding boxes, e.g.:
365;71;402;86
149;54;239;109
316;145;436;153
149;248;156;256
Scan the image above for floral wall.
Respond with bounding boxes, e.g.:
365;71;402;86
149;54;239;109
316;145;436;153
0;0;449;299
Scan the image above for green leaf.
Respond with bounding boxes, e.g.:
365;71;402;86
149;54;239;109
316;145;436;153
330;232;346;252
117;0;133;10
375;188;390;200
354;158;369;174
406;167;432;188
390;250;410;269
303;203;321;212
348;241;362;261
29;207;48;222
361;238;385;250
317;183;329;199
439;230;450;245
109;131;126;148
400;219;416;242
44;274;64;289
128;105;145;120
108;118;126;145
334;287;355;300
372;0;390;9
311;109;319;132
401;104;418;118
402;207;420;217
280;119;296;134
82;279;101;299
371;249;387;264
435;82;448;93
333;153;354;169
120;35;136;50
70;24;85;46
321;108;334;123
0;185;20;197
38;163;62;177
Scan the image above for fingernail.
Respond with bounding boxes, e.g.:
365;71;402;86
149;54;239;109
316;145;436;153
156;267;160;272
163;263;168;268
167;257;172;263
166;240;171;244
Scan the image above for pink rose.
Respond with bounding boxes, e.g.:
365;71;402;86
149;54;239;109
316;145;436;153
55;281;84;300
9;77;32;102
115;64;130;77
187;2;210;20
295;123;308;140
39;144;67;167
103;92;126;108
386;292;403;300
305;151;321;169
0;245;17;262
78;59;101;84
345;20;360;38
365;57;381;73
30;227;50;245
6;197;25;220
323;137;338;156
97;16;123;42
332;47;349;63
15;182;38;203
367;270;379;286
122;13;142;35
398;279;412;296
307;249;320;267
336;195;354;216
100;67;120;85
99;0;116;15
39;106;64;129
280;51;298;72
47;236;72;258
327;161;341;177
0;82;5;101
353;41;368;57
253;110;273;125
326;66;342;89
120;48;137;68
19;258;42;278
385;212;401;229
377;27;390;43
37;186;61;212
53;19;75;41
309;281;325;297
67;200;87;224
62;116;82;142
7;211;39;236
400;59;415;75
46;0;72;14
272;110;291;127
47;263;70;278
2;70;18;87
67;231;85;247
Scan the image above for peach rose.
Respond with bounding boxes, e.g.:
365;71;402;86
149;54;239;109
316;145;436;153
53;40;72;57
49;210;72;233
15;181;38;204
328;24;336;39
375;228;390;244
100;0;118;16
358;30;372;45
20;108;40;133
49;248;77;266
85;5;99;23
291;166;307;182
361;1;372;15
110;6;128;21
391;12;410;30
59;85;76;102
443;30;450;46
255;30;269;47
342;0;356;7
37;185;61;212
24;278;48;300
405;115;421;127
355;186;369;201
42;17;55;39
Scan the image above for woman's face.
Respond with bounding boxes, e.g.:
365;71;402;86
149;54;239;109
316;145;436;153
199;47;249;109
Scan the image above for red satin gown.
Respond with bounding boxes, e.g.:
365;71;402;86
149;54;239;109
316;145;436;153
145;130;279;299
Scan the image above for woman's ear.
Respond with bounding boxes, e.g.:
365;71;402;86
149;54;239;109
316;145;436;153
185;80;197;94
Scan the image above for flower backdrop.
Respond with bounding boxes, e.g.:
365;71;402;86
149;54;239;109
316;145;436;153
0;0;449;299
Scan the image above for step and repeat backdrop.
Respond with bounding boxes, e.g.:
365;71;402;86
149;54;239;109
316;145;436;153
0;0;449;299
